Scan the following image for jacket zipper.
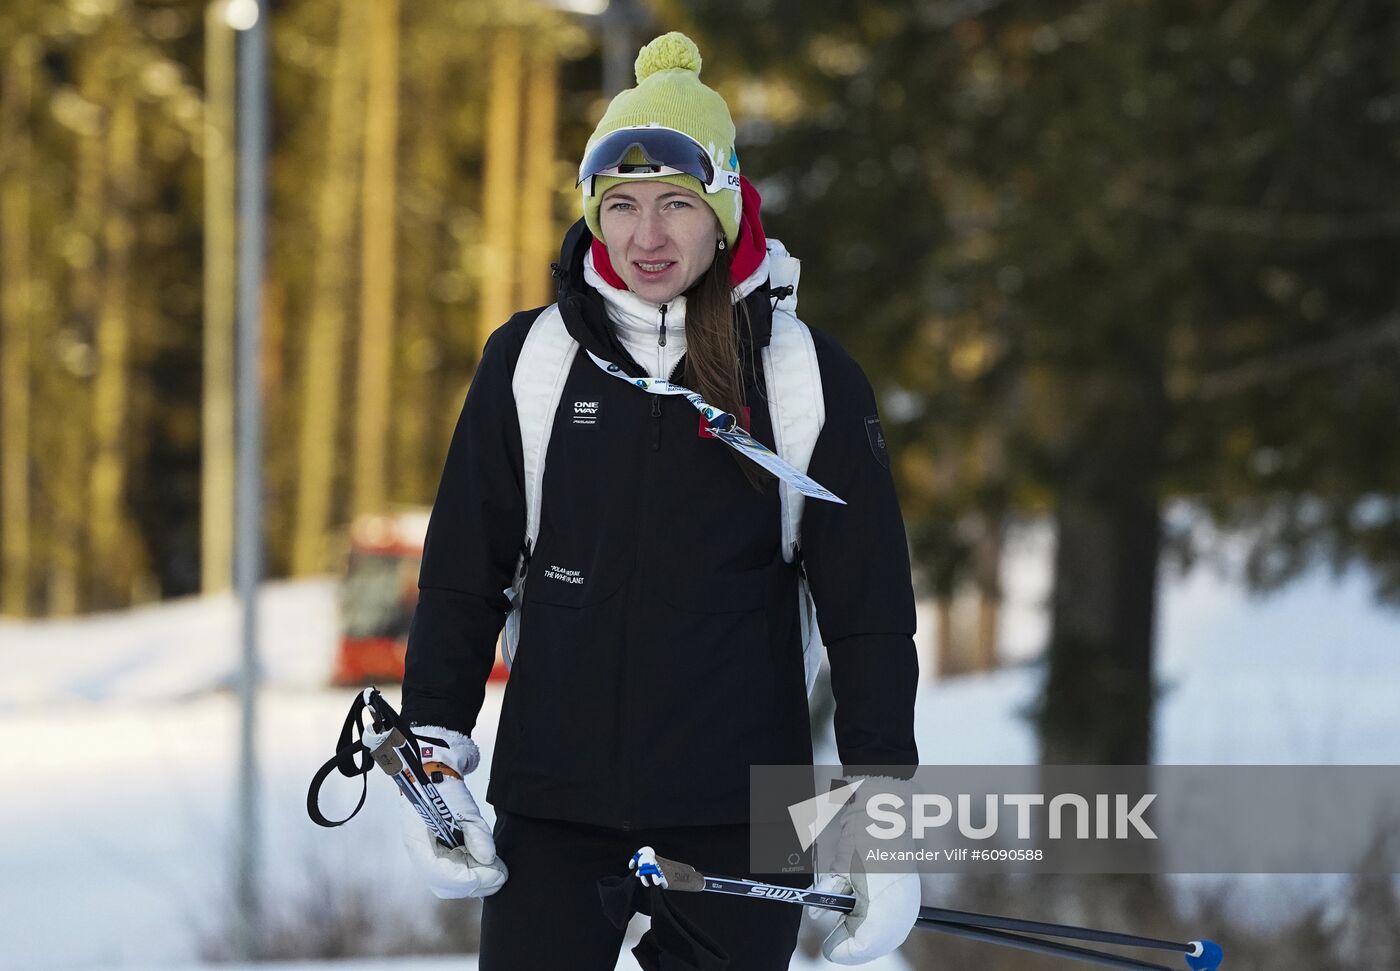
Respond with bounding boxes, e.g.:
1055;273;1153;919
656;302;668;377
651;355;686;451
630;302;672;822
650;303;669;451
628;304;669;826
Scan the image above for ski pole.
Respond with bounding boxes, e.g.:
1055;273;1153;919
629;849;1224;971
307;687;465;851
917;903;1211;958
902;920;1190;971
359;687;465;850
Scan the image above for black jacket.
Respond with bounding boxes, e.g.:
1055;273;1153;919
402;220;918;828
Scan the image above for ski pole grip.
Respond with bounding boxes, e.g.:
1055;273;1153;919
369;728;407;775
653;855;706;892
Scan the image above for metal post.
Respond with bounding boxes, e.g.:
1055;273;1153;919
229;0;266;959
601;0;642;96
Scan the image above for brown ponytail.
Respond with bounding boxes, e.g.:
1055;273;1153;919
682;245;770;491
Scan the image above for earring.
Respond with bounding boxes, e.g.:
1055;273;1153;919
717;238;727;250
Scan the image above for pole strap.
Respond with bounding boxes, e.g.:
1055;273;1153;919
306;688;377;828
305;687;444;830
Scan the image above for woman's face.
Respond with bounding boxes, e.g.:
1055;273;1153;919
598;181;722;304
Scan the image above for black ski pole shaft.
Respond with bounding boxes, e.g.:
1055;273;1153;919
916;919;1176;971
919;904;1193;954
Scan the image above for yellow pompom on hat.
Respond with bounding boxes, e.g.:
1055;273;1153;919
581;32;742;247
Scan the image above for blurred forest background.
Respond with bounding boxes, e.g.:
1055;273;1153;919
1;0;1397;770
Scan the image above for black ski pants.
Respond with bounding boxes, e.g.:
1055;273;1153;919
480;812;806;970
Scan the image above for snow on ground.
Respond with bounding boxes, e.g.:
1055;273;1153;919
0;577;340;714
2;525;1398;970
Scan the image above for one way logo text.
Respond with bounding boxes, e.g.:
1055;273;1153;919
572;400;600;427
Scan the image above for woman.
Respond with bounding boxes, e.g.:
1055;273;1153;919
399;32;921;969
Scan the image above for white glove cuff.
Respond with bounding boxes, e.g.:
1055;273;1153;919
412;724;480;776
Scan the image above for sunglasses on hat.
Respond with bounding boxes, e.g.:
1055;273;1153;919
578;125;740;197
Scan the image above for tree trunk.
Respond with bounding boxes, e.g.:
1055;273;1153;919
291;0;365;575
974;515;1002;671
44;43;108;614
201;3;237;594
518;43;558;311
1037;374;1166;766
89;79;140;608
393;23;445;508
351;0;400;518
475;29;523;356
0;38;36;616
934;594;955;677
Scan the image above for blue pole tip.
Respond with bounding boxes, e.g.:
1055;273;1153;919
1183;939;1223;970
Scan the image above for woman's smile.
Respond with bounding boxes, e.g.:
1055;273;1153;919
600;181;721;303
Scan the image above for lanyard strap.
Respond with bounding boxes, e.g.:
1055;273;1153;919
588;351;845;505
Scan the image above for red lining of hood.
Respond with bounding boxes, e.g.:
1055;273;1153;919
589;176;769;293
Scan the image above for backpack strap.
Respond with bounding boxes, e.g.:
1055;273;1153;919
761;287;827;696
762;307;825;565
503;305;578;666
514;305;578;551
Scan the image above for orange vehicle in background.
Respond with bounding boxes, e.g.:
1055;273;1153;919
332;511;509;685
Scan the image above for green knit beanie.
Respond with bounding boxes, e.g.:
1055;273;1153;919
581;32;742;247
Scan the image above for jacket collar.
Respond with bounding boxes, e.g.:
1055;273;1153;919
581;247;772;345
553;219;797;380
582;249;692;345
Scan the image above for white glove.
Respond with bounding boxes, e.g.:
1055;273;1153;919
807;778;921;964
808;868;921;965
397;726;508;898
